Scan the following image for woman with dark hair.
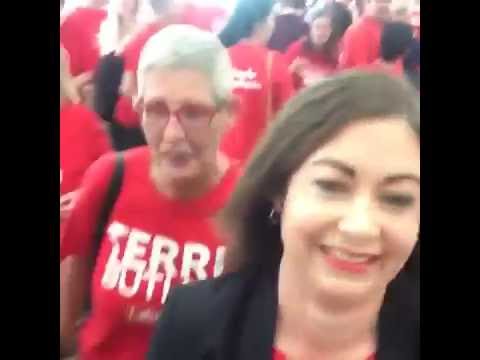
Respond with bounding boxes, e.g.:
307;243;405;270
219;0;295;164
148;71;420;360
285;2;352;88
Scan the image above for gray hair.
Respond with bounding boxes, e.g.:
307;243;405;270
137;24;235;107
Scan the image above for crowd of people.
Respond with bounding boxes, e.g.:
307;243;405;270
60;0;420;359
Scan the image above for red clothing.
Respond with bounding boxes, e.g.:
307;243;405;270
60;103;112;237
60;146;240;360
60;7;107;76
339;16;384;70
273;348;376;359
122;21;169;73
284;39;338;89
114;95;140;128
221;43;294;163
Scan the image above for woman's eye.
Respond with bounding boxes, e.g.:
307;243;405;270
314;179;349;194
380;193;415;209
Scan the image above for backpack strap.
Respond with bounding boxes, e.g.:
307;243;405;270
92;151;125;263
77;152;125;335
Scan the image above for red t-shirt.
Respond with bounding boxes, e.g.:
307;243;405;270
60;7;107;76
221;43;294;163
284;39;338;89
273;348;376;360
60;146;240;360
339;16;384;70
60;103;112;237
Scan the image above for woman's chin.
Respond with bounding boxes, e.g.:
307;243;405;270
311;270;379;304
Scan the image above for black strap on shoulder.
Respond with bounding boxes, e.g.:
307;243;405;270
82;152;125;317
92;151;125;263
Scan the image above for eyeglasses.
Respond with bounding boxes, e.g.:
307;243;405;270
143;100;217;131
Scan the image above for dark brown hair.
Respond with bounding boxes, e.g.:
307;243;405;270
305;2;353;64
222;71;420;275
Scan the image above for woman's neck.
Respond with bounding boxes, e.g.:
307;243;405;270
150;152;230;201
276;263;383;359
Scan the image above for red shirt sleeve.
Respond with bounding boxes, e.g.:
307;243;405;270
271;53;295;114
60;153;117;260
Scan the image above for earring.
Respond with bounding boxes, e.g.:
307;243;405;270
269;208;281;225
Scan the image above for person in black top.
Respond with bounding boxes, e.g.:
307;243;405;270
148;71;420;360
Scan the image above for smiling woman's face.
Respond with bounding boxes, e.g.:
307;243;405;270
280;117;420;302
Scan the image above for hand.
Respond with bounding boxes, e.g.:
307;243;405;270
72;72;93;90
289;57;309;76
60;192;77;223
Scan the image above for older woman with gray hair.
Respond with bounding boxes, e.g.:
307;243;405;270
60;24;241;360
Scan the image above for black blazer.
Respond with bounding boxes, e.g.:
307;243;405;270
147;268;419;360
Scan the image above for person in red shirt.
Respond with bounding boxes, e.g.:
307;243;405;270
285;2;352;89
218;0;295;163
147;72;420;360
364;21;414;79
338;0;392;69
60;25;240;360
60;3;107;77
60;47;112;238
61;0;109;108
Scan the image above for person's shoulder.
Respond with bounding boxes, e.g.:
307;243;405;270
123;146;150;165
286;38;305;54
345;16;371;35
61;103;101;128
167;271;250;318
173;271;248;302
